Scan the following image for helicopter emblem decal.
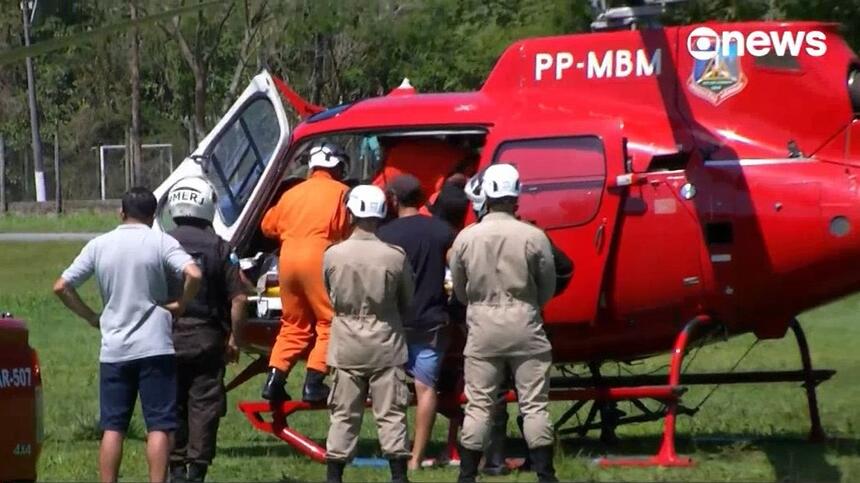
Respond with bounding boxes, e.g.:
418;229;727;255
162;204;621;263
687;37;748;106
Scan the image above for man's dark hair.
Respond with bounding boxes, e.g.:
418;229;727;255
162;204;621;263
397;187;424;208
486;196;518;210
431;181;469;229
121;187;158;220
387;174;425;208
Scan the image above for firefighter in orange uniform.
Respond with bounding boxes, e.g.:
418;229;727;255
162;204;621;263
260;142;351;403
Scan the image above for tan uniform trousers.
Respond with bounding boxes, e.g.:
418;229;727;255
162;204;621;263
326;366;411;462
460;352;554;451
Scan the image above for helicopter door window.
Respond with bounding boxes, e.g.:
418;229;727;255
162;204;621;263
206;97;280;225
494;136;605;229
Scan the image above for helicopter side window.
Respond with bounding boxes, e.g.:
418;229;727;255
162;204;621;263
206;97;280;225
494;136;605;229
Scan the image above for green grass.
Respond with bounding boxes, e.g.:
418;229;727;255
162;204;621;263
0;212;117;233
2;240;860;481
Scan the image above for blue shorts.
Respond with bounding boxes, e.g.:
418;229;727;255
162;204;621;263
99;355;178;432
406;343;445;389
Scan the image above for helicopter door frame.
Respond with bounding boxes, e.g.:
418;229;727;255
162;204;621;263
153;70;291;245
482;120;627;324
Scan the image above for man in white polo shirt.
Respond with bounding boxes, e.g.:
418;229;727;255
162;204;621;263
53;187;202;483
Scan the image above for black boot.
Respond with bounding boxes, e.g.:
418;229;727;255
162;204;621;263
529;446;559;483
186;462;208;483
261;367;290;402
169;462;187;483
457;447;482;483
516;414;532;471
483;404;510;476
389;457;409;483
302;368;330;403
326;460;346;483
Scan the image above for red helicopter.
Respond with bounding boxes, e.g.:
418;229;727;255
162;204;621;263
152;0;860;468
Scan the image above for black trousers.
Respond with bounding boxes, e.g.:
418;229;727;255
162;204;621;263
171;351;226;465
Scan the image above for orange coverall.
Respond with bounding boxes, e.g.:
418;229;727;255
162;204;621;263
261;170;350;374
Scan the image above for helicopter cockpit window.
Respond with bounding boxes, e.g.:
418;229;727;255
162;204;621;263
494;136;605;229
282;134;383;188
206;97;280;225
275;130;484;208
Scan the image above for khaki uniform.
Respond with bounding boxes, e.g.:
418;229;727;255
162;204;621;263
449;211;556;451
323;231;415;462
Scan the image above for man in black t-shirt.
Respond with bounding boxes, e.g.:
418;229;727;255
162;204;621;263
378;174;456;471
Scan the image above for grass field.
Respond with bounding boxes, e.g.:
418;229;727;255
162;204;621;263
0;212;117;233
2;241;859;482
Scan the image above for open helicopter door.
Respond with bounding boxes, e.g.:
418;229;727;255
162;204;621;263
483;120;627;324
153;71;290;244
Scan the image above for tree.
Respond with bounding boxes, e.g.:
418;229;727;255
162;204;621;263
1;0;860;202
221;0;273;112
158;0;237;142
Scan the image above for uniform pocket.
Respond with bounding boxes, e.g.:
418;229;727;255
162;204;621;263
394;367;411;406
327;369;339;409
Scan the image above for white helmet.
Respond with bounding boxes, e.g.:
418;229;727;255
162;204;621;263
167;176;217;223
465;173;487;214
482;163;521;199
308;142;348;170
346;184;387;219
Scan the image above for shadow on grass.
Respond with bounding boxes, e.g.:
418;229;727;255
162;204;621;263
553;432;859;482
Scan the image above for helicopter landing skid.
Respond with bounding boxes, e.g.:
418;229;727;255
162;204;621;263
237;383;685;465
589;316;831;467
594;314;710;467
236;316;833;468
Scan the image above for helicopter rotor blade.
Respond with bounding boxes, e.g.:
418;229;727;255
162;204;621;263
0;0;233;66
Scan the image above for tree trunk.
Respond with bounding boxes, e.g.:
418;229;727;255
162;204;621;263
163;1;235;142
194;63;208;142
129;0;143;185
311;33;325;105
222;0;262;113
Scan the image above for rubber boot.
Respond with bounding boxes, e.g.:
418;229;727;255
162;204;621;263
169;462;187;483
389;458;410;483
302;368;330;403
529;446;559;483
186;462;208;483
516;413;532;471
482;402;510;476
326;460;346;483
457;447;483;483
261;367;290;402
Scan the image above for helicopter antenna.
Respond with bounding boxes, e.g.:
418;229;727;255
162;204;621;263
590;0;688;31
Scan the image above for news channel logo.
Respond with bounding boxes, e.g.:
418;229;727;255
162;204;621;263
686;26;827;61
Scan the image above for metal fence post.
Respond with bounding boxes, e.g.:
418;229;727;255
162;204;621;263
125;128;132;191
54;129;62;214
0;136;6;213
23;149;30;197
99;146;106;200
